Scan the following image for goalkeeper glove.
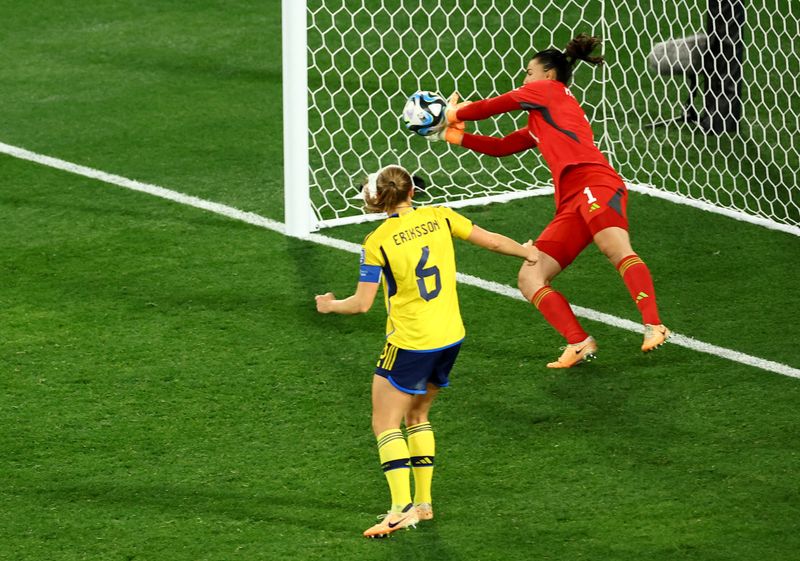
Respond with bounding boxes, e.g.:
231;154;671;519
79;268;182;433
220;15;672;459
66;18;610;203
425;120;466;145
444;91;472;126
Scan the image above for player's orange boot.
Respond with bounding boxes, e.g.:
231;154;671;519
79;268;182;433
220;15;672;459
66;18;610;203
546;336;598;368
362;505;419;538
415;503;434;521
642;324;670;352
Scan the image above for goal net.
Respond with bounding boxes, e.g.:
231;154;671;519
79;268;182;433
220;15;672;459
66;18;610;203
283;0;799;235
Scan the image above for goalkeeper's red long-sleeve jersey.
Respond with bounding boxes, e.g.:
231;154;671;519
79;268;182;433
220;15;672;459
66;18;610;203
455;79;623;206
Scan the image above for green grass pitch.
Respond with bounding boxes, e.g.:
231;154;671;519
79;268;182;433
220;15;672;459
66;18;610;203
1;2;799;560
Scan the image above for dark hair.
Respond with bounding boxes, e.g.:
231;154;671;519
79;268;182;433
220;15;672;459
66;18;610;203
363;165;414;213
532;33;604;85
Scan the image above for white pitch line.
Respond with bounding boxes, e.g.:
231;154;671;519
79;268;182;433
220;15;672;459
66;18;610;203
1;140;798;380
453;273;800;379
0;141;288;235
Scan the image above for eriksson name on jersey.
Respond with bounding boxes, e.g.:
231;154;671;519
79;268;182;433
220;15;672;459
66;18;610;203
392;219;441;245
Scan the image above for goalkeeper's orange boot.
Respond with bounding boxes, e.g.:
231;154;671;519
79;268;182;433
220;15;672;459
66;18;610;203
362;505;419;538
415;502;434;521
546;336;598;368
642;324;670;352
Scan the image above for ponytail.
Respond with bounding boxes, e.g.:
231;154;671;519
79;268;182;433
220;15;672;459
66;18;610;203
532;33;604;85
564;34;604;66
362;165;413;214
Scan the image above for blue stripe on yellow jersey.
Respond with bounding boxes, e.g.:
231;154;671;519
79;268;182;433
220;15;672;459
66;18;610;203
361;206;473;350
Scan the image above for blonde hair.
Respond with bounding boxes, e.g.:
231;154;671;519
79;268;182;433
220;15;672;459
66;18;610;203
363;165;414;213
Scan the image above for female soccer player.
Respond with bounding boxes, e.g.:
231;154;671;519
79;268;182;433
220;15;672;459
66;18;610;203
432;34;670;368
315;164;538;538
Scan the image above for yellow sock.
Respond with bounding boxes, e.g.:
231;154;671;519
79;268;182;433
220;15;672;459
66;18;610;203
407;422;435;505
376;428;412;511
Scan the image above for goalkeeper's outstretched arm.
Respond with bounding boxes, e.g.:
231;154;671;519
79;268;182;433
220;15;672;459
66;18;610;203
436;90;537;150
452;91;521;122
460;127;537;156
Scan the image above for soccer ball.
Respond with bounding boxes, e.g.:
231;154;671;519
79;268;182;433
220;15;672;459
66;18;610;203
402;91;447;136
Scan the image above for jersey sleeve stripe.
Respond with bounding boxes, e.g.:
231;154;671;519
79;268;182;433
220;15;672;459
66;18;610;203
378;246;397;297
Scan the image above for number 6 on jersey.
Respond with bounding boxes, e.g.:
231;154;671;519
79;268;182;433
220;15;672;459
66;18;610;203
415;246;441;301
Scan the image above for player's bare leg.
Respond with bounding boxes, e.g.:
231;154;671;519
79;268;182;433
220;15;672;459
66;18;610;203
371;376;413;437
594;227;670;352
518;251;596;367
517;249;563;303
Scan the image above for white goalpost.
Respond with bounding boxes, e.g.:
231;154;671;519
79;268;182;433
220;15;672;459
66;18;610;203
282;0;312;237
282;0;800;237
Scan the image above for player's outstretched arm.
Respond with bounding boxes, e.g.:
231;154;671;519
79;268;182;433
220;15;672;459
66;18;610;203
460;127;537;154
466;226;538;265
315;281;380;315
430;126;536;154
447;91;520;124
432;93;536;151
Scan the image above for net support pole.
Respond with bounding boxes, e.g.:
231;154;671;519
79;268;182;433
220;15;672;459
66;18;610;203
282;0;313;237
700;0;744;134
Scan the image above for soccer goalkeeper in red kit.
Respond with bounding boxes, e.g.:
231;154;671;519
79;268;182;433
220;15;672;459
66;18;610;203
431;34;670;368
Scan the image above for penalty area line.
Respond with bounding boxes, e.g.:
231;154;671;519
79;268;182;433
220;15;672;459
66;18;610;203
1;140;798;380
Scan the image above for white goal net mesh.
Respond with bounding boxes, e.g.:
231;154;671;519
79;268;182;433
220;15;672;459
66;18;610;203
304;0;799;230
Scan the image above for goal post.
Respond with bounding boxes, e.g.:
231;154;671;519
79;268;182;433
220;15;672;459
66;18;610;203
282;0;312;237
282;0;800;238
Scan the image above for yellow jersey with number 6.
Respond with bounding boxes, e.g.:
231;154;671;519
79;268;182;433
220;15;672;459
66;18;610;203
359;206;473;351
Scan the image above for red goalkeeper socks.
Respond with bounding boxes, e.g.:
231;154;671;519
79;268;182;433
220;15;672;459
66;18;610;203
617;254;661;325
531;287;589;344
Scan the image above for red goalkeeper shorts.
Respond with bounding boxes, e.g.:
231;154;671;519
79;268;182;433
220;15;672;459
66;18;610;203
535;184;629;270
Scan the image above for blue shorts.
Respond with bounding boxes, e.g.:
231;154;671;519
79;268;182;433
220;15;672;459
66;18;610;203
375;340;462;395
